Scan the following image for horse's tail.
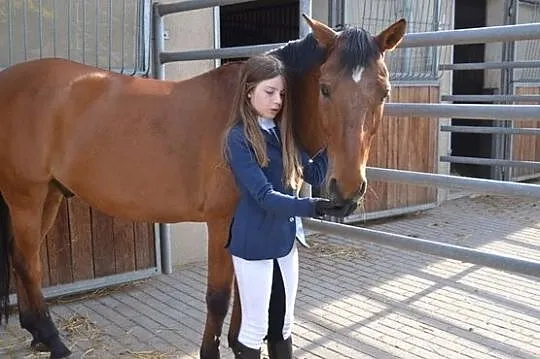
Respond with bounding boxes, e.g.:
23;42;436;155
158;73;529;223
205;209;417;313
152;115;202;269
0;192;12;324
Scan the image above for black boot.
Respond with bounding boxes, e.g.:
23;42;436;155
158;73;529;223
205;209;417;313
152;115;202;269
232;341;260;359
267;336;292;359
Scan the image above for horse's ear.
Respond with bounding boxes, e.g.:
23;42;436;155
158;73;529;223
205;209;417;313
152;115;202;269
375;18;407;52
302;13;337;49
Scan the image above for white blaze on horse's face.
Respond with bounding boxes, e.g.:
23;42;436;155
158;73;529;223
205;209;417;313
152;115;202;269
352;66;364;83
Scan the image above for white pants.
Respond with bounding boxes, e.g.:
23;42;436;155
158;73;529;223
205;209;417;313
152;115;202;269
232;243;298;350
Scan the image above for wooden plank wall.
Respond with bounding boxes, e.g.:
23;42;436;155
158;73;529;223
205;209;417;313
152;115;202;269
511;86;540;180
40;197;156;289
364;85;439;214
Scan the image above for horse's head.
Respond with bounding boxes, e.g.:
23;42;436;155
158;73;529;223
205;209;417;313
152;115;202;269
301;15;406;207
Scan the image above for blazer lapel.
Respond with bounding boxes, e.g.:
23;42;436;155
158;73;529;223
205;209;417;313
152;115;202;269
265;127;281;147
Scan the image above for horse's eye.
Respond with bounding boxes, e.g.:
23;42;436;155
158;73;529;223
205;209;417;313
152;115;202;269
320;84;331;98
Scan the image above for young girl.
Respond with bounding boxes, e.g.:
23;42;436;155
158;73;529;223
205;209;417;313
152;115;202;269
223;54;348;359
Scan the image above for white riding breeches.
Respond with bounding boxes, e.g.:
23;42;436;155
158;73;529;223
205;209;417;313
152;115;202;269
232;243;298;350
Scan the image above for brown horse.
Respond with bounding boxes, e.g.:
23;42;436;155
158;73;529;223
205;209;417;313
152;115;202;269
0;15;405;359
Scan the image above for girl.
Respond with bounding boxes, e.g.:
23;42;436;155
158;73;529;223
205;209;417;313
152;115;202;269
223;54;347;359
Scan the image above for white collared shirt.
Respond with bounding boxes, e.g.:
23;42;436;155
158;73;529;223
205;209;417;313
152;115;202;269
257;118;309;248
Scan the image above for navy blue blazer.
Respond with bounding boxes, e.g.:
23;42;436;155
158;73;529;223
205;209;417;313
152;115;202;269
226;123;328;260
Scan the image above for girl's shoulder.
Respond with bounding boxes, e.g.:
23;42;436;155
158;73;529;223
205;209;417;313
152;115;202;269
228;123;245;140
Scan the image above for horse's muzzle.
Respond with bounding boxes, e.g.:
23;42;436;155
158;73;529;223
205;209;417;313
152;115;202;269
327;178;365;216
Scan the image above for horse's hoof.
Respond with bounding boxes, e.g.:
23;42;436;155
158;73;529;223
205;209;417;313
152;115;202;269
30;338;49;352
200;350;220;359
200;340;220;359
48;336;71;358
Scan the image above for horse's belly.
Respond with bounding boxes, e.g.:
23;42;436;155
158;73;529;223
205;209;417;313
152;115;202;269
58;148;238;223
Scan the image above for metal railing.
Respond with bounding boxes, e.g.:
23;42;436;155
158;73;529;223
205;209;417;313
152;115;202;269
152;0;540;279
343;0;454;81
0;0;151;75
441;125;540;135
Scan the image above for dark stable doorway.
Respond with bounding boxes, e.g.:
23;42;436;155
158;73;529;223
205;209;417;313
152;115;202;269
451;0;491;178
220;0;299;63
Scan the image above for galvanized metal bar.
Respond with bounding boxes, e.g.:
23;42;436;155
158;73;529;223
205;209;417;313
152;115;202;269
213;6;221;68
151;3;171;274
499;0;517;181
122;0;126;73
159;223;172;275
344;202;438;225
431;0;440;78
299;0;314;199
152;2;165;80
299;0;312;38
157;0;258;16
23;0;28;59
160;23;540;64
366;167;540;198
153;223;163;274
160;43;282;63
142;0;153;75
383;104;540;120
7;0;12;64
440;156;540;169
303;218;540;278
441;95;540;103
96;1;100;66
440;125;540;135
82;0;86;63
399;23;540;48
53;0;57;57
132;0;140;76
38;0;43;58
439;61;540;70
109;0;113;70
65;0;68;59
9;268;160;304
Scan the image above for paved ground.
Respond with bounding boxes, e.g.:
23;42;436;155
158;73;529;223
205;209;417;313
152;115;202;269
0;193;539;358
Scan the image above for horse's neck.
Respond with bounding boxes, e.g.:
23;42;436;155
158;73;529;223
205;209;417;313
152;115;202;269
292;69;325;157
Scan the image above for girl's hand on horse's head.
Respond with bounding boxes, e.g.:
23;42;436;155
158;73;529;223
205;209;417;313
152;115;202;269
313;198;348;217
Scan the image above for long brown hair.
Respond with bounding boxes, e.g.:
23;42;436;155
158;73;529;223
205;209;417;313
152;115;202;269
223;54;303;190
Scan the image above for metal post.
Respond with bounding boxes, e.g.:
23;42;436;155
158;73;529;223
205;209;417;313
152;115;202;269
403;0;412;75
151;2;172;274
159;223;172;274
152;2;165;80
431;0;440;78
299;0;313;200
299;0;312;38
328;0;344;28
495;0;518;181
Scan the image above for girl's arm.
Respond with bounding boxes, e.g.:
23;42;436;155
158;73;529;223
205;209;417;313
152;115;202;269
227;128;317;217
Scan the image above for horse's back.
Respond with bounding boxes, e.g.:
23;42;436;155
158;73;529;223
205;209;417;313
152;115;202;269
0;57;244;222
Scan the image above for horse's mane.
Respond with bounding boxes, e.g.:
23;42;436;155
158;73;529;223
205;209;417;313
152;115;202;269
269;25;380;77
269;33;325;76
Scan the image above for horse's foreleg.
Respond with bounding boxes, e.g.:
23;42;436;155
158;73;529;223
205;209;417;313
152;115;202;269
7;186;71;358
27;185;66;353
227;279;241;349
200;218;234;359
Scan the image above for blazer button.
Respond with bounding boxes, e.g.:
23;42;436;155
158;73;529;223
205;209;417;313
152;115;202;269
289;217;294;222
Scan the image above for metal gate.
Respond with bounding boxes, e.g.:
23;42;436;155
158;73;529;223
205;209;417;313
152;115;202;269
152;0;540;280
0;0;159;301
0;0;151;75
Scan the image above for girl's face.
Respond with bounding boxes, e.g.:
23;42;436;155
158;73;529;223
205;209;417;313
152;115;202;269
249;75;285;119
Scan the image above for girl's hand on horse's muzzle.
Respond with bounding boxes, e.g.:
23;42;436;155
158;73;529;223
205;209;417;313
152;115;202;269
313;198;354;218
